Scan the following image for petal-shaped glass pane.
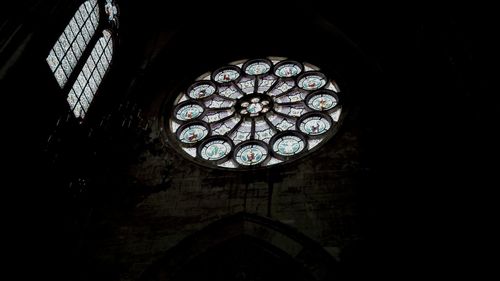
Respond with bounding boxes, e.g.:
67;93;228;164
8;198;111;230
229;120;252;144
267;79;295;96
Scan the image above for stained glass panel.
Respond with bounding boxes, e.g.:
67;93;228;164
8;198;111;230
176;103;204;121
213;68;240;83
299;115;331;136
237;76;255;94
211;116;240;135
178;124;209;144
202;109;234;123
257;75;278;93
274;104;310;117
218;85;243;99
298;73;327;90
267;79;295;96
274;90;308;104
235;143;268;166
274;62;302;77
200;138;232;161
188;82;216;99
229;120;252;144
245;61;271;75
307;92;337;111
266;113;295;131
272;135;306;157
204;96;235;109
254;118;275;142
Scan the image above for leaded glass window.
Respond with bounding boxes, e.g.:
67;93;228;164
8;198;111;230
168;58;345;169
67;30;113;118
46;0;99;88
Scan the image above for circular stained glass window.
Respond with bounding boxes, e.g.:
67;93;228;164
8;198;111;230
167;57;345;169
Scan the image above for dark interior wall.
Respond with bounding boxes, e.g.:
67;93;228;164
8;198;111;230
2;1;497;281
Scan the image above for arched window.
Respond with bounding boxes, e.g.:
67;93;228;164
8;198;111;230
67;30;113;118
46;0;118;119
46;0;100;88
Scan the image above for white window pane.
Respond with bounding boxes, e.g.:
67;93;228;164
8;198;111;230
79;5;88;18
64;25;75;43
73;102;84;118
104;45;112;61
53;41;64;60
58;34;70;53
100;55;109;69
61;58;72;76
73;80;82;97
87;55;96;71
81;25;90;43
82;63;91;79
74;10;84;26
77;72;87;88
89;77;97;92
70;18;80;35
46;50;59;72
92;68;102;84
84;85;94;102
66;49;77;68
90;12;98;27
72;43;82;58
67;90;78;109
76;33;86;50
85;20;95;36
84;1;93;14
79;92;90;109
54;66;67;88
95;40;103;54
91;48;100;62
97;61;106;76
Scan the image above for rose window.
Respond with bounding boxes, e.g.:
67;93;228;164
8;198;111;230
167;58;345;169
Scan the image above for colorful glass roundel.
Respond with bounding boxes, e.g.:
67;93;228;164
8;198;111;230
168;57;345;169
